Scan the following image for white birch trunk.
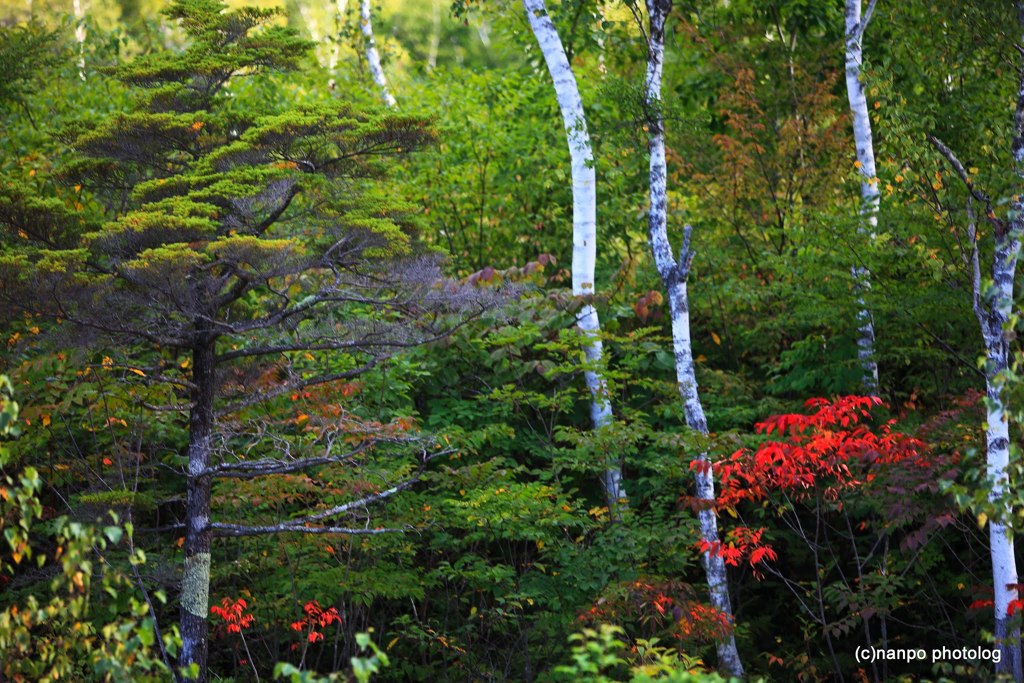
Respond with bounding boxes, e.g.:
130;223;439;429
327;0;348;88
844;0;879;393
296;0;328;68
981;8;1024;677
427;0;441;72
72;0;87;81
522;0;625;508
359;0;397;108
644;0;743;675
977;227;1023;679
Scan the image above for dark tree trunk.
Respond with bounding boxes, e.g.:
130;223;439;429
179;339;216;681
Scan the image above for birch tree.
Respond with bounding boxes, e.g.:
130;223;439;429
844;0;879;393
642;0;742;675
921;6;1024;670
521;0;625;508
72;0;87;80
360;0;397;107
927;128;1024;679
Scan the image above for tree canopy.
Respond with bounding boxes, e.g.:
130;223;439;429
2;0;1023;681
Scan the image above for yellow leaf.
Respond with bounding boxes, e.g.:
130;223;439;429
129;368;146;377
711;331;721;346
42;414;51;427
977;512;988;529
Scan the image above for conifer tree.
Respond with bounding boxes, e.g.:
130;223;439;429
0;1;487;678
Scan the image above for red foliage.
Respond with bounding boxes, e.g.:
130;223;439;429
577;578;734;644
210;596;255;638
290;600;341;644
700;396;928;573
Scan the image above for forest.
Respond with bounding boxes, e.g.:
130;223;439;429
0;0;1022;681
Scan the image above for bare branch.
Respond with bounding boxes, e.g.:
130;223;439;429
215;359;378;416
678;223;695;281
203;440;372;478
212;523;405;537
209;477;417;537
926;133;1005;233
966;197;986;325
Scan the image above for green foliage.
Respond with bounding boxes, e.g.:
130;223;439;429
0;0;1021;681
0;23;63;110
0;379;177;681
549;625;739;683
272;631;390;682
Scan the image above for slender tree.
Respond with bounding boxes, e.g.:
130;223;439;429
844;0;880;393
922;6;1024;672
927;133;1024;679
360;0;397;107
642;0;743;675
72;0;87;80
0;2;490;679
521;0;625;509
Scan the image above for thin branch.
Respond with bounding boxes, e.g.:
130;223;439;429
925;134;1004;233
966;197;986;326
215;359;378;416
858;0;878;42
203;440;372;478
209;477;417;536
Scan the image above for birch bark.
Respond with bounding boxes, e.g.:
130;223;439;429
844;0;879;393
72;0;87;80
972;181;1024;682
296;1;328;68
643;0;742;675
328;0;348;86
359;0;396;108
983;12;1024;668
521;0;624;508
928;8;1024;671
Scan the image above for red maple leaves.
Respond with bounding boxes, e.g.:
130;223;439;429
210;596;255;637
290;600;341;643
696;396;927;572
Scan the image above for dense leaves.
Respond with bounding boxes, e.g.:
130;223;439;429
1;0;1022;681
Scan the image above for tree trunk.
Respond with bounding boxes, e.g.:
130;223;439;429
981;231;1023;680
844;0;879;394
522;0;625;509
72;0;87;81
427;0;440;72
985;8;1024;677
179;340;216;682
359;0;396;108
296;0;328;68
643;0;743;675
